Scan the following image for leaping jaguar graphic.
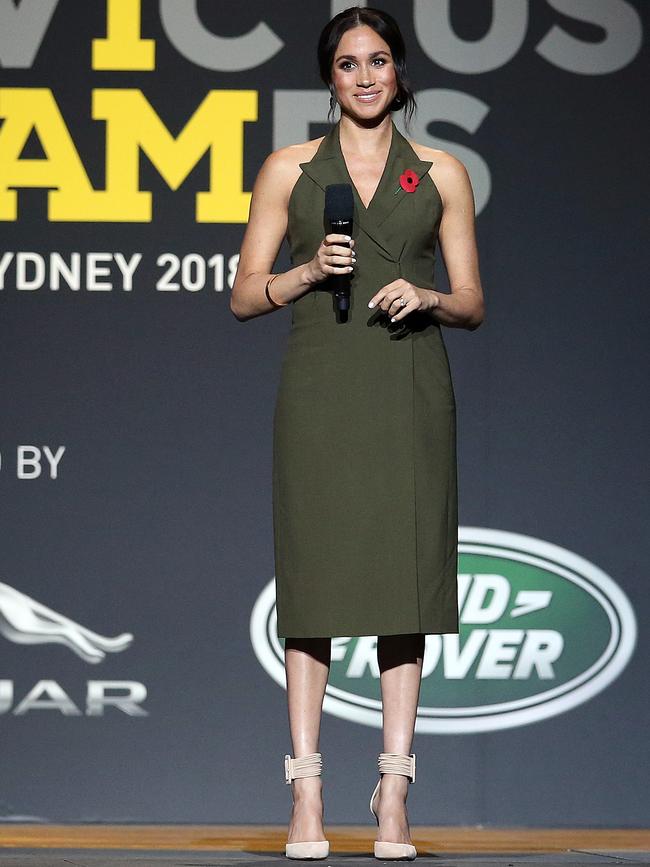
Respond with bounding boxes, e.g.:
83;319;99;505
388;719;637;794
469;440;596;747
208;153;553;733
0;581;133;664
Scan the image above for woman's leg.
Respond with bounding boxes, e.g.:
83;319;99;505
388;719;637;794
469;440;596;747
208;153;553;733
375;632;426;844
284;637;332;843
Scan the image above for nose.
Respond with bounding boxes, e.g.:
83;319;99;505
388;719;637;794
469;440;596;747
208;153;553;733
357;65;374;86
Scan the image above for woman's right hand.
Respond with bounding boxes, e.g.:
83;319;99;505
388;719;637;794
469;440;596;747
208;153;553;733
306;234;356;284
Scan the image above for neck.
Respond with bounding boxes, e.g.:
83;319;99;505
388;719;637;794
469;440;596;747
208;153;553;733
338;114;393;156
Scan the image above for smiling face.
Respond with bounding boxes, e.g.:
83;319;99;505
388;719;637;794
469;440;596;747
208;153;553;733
330;24;399;121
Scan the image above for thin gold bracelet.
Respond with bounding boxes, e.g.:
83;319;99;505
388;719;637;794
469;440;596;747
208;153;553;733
265;273;288;307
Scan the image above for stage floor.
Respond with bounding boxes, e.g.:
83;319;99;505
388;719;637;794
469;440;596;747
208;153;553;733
0;826;649;866
0;851;650;866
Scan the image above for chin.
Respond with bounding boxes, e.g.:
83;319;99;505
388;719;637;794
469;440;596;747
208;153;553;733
346;100;388;119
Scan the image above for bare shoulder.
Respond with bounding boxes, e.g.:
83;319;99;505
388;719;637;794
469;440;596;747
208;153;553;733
407;139;472;209
255;135;325;205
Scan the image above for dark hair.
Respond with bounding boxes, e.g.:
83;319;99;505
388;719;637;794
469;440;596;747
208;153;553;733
317;6;417;130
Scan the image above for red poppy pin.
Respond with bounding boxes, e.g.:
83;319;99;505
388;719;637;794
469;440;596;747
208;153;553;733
398;169;419;193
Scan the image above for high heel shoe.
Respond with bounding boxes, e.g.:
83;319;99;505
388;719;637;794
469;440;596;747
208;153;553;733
284;752;330;860
369;752;417;860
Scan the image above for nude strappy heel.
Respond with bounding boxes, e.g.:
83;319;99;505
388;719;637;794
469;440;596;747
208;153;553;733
284;752;330;860
369;752;417;860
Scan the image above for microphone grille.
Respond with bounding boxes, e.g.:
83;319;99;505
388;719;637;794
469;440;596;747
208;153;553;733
325;183;354;222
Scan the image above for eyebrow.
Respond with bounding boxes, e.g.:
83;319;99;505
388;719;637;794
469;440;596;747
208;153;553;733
335;50;390;61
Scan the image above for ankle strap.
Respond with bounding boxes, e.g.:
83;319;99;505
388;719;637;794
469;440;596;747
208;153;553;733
284;752;323;785
377;752;416;783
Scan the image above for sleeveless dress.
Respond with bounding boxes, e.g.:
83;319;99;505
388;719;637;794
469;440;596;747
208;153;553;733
272;117;459;638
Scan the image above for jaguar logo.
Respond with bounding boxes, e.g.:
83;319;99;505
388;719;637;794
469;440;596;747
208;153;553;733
0;580;133;664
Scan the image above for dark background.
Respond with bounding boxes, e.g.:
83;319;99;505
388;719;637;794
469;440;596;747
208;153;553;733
0;1;648;825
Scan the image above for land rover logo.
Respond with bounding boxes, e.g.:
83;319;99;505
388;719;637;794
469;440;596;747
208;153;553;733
250;527;636;733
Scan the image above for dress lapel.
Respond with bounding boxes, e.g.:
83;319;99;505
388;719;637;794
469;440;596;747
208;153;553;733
298;118;433;263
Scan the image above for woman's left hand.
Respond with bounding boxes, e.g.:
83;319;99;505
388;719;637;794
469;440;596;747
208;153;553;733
367;279;439;322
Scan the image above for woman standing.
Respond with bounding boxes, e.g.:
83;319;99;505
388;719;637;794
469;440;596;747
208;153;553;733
231;6;484;861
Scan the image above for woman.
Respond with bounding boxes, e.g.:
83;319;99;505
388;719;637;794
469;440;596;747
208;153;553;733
231;6;484;861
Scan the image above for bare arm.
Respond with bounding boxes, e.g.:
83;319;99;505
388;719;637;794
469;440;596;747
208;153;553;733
429;153;485;330
230;149;314;320
230;147;357;320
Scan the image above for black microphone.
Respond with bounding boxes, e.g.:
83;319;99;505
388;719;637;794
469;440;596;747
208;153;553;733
324;183;354;312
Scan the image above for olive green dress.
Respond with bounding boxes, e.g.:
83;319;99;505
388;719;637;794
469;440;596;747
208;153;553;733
272;117;459;638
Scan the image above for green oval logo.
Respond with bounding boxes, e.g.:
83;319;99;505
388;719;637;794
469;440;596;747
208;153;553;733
251;528;636;732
